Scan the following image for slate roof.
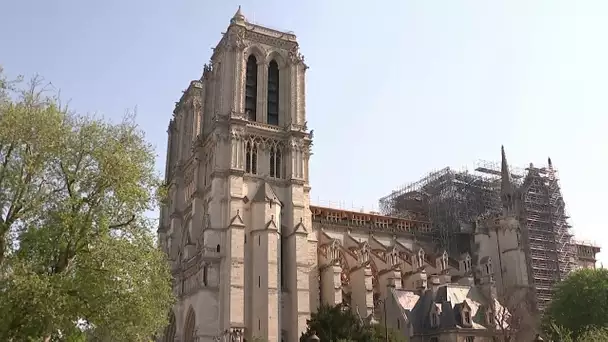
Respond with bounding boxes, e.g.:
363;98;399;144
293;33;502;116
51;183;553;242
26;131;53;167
391;284;505;335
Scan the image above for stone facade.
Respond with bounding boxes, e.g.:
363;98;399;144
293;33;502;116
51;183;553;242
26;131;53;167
158;8;313;342
158;8;601;342
313;209;513;341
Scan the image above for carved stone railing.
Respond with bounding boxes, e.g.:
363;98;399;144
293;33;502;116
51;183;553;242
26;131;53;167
246;120;282;133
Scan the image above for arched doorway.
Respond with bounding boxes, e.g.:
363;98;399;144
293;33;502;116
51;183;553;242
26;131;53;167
184;307;196;342
163;311;176;342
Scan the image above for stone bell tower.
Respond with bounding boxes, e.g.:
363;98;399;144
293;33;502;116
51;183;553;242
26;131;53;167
159;7;316;342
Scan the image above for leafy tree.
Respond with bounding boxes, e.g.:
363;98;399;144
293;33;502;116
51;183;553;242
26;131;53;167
543;268;608;341
578;327;608;342
300;304;371;342
545;324;608;342
300;303;406;342
0;71;174;341
370;323;407;342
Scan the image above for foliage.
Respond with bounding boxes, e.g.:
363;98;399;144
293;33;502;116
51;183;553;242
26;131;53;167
543;268;608;341
545;323;608;342
578;326;608;342
300;303;406;342
545;322;573;342
0;70;174;341
370;323;407;342
300;304;371;342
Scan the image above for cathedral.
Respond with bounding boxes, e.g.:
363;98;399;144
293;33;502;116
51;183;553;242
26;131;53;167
158;8;600;342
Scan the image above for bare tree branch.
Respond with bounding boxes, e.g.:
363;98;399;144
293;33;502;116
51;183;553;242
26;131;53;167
109;215;136;230
491;286;539;342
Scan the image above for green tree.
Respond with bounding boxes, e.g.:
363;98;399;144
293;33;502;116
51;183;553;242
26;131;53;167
370;323;407;342
545;324;608;342
578;327;608;342
300;304;371;342
300;303;406;342
0;71;174;341
543;268;608;341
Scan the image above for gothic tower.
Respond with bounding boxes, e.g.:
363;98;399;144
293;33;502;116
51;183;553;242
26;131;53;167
474;147;529;302
497;146;529;292
159;8;316;342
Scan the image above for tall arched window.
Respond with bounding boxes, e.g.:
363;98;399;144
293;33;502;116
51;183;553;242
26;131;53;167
269;145;282;178
245;141;258;174
245;55;258;121
162;312;176;342
184;308;196;342
267;60;279;125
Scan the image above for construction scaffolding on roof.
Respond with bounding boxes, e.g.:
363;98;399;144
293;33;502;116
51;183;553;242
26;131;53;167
378;161;519;255
379;158;576;311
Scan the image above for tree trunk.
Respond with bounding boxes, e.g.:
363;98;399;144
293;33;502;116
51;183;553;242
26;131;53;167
0;238;5;266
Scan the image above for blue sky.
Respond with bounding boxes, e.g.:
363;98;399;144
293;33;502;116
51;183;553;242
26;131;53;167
2;0;606;264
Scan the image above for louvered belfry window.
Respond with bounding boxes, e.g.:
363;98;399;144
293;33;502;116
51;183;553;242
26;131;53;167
245;55;258;121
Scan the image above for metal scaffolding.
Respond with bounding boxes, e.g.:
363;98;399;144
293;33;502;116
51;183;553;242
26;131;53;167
379;158;576;311
521;162;575;310
378;162;508;255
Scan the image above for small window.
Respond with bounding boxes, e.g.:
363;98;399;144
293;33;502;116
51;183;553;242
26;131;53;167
464;311;472;325
245;141;258;174
216;244;221;253
465;337;475;342
203;266;208;286
269;146;282;178
431;313;439;327
258;276;261;287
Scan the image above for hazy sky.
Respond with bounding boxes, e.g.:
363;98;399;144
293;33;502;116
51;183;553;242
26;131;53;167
2;0;606;264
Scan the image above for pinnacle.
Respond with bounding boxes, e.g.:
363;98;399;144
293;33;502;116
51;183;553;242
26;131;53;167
231;5;246;25
501;145;512;186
